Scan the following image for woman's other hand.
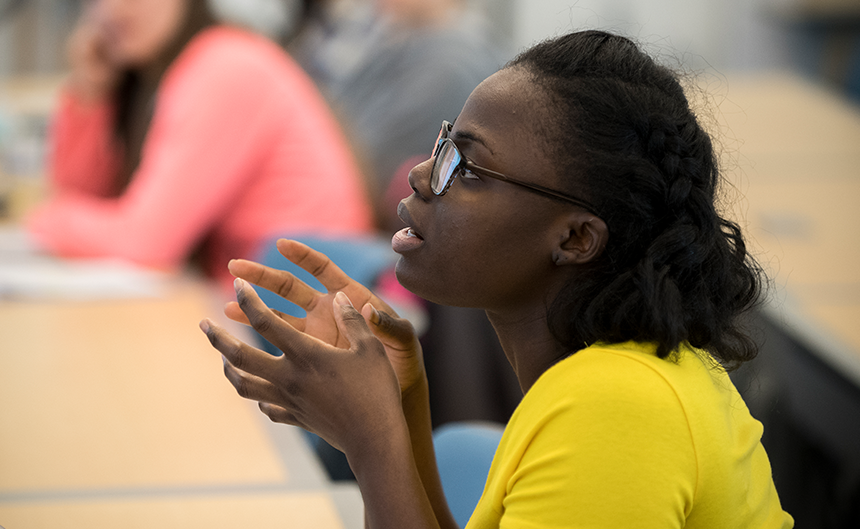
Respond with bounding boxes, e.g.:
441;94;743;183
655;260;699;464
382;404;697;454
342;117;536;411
224;238;427;394
67;12;119;103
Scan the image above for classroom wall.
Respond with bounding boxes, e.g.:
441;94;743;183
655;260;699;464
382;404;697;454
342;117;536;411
0;0;77;77
501;0;794;71
493;0;860;103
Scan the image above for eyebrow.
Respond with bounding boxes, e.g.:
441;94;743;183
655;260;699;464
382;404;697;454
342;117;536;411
450;129;495;155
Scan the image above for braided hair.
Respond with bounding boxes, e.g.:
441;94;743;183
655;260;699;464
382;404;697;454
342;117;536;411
509;30;764;369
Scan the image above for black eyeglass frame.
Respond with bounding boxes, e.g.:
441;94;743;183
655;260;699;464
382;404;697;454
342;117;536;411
431;121;599;215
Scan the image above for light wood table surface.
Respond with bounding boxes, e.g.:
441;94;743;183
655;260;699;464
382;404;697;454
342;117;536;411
716;72;860;385
0;276;360;528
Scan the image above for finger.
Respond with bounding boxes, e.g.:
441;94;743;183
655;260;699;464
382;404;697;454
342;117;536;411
258;402;297;425
223;300;250;325
222;361;285;404
233;278;331;361
199;318;279;378
229;258;319;311
333;292;381;354
277;240;403;319
276;239;354;294
361;303;418;352
233;277;291;341
224;300;305;332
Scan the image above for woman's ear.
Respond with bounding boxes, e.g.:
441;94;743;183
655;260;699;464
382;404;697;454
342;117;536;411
552;211;608;266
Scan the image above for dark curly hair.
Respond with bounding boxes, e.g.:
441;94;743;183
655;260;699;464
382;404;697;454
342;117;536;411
508;30;765;369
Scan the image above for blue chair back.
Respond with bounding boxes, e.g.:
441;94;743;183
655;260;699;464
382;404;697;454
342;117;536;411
434;421;505;528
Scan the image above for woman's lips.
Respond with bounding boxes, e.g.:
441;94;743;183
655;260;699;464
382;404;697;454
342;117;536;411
393;200;425;253
392;227;424;253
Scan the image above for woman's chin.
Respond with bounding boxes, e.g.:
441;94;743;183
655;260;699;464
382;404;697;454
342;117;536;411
393;259;476;309
394;259;439;305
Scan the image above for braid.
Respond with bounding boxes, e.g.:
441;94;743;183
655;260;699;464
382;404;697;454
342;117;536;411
509;31;764;368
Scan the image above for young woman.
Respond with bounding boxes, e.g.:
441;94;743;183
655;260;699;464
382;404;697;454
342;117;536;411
26;0;372;290
201;30;794;528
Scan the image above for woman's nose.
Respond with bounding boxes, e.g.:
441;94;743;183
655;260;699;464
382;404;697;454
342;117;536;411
407;157;434;200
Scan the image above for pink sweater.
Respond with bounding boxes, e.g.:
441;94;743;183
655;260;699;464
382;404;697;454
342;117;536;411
27;26;373;288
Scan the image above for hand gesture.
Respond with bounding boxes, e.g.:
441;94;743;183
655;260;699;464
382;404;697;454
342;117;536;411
203;241;450;528
202;283;405;454
223;239;426;395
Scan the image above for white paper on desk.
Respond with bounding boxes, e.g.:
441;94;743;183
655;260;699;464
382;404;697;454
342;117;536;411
0;227;169;300
0;225;39;256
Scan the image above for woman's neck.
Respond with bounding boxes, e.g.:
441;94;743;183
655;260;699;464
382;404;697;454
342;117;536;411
485;307;570;394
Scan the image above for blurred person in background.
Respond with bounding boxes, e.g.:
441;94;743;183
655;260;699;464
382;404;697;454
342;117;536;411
288;0;504;231
25;0;373;291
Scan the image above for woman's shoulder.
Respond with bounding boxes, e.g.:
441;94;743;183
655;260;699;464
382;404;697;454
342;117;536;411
500;343;700;488
165;26;300;88
546;340;722;382
534;342;683;393
522;341;728;420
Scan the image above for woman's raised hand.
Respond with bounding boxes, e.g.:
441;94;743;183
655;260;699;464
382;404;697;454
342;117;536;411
222;239;426;395
67;11;119;103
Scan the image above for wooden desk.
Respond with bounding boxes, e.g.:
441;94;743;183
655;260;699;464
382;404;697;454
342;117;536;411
0;277;360;528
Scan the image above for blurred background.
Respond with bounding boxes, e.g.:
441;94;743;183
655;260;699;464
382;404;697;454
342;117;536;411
3;0;860;93
1;1;859;528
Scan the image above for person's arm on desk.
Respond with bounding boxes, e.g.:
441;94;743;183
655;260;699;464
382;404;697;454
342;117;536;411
202;240;459;529
48;90;121;197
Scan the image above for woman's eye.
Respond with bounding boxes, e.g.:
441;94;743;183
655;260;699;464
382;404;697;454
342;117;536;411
461;168;480;180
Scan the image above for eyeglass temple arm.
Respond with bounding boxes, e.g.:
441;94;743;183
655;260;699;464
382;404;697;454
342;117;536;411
465;162;599;214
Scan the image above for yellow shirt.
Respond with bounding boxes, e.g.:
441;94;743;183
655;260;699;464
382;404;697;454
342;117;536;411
466;341;793;528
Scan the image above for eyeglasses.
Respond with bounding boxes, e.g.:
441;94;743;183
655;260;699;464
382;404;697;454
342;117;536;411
430;121;599;214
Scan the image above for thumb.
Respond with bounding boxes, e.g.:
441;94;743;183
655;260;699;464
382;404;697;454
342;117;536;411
361;303;418;351
333;291;378;352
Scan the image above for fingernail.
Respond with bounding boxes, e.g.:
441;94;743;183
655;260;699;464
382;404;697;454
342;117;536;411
368;304;380;324
334;291;352;308
234;277;245;292
199;319;211;333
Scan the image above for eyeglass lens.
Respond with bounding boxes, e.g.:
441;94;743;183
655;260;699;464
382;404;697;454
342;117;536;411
430;140;463;195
